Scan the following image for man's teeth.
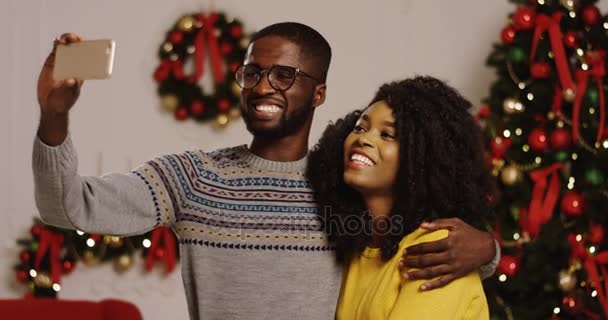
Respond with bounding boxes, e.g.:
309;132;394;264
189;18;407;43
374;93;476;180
350;154;374;166
255;104;281;113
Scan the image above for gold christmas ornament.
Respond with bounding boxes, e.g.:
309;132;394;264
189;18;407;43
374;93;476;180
501;165;523;185
503;98;525;114
558;269;578;292
178;15;196;32
559;0;578;10
230;107;241;119
33;272;53;288
104;236;124;248
231;81;242;97
161;95;179;112
82;250;100;266
114;254;134;273
562;88;576;102
215;114;230;129
240;37;251;50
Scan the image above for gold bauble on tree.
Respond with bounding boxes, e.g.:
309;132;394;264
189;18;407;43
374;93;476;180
113;254;134;273
215;114;230;129
104;236;124;248
558;269;578;292
82;251;100;266
33;272;53;288
231;81;242;97
559;0;578;11
502;98;525;114
161;94;179;112
229;108;241;119
177;15;196;32
501;165;523;185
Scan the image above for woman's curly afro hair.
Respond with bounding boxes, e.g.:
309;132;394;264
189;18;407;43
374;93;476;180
306;76;495;263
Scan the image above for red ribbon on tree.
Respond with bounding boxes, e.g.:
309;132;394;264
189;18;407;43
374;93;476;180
526;163;563;238
572;51;606;143
190;13;225;84
567;235;608;318
145;227;176;274
34;228;64;284
529;13;576;94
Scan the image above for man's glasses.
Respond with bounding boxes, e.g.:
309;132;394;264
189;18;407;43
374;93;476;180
235;64;320;91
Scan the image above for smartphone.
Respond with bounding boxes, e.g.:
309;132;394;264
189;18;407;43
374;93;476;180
53;39;115;81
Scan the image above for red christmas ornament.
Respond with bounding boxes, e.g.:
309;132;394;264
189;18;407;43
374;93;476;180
169;31;184;45
561;191;585;217
561;290;585;315
500;26;516;45
581;6;601;26
530;62;551;79
587;224;604;244
512;7;536;30
220;42;233;55
490;137;512;158
563;31;577;49
217;99;231;112
190;101;205;117
19;251;31;264
550;128;571;150
16;270;29;283
30;225;42;237
230;25;243;39
477;105;491;118
154;62;170;82
497;255;519;277
154;248;166;259
175;107;188;121
528;128;549;152
62;260;76;274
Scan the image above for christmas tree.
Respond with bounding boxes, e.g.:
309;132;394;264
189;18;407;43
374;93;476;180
479;0;608;319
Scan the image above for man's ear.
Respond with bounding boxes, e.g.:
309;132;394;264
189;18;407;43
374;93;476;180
312;84;327;109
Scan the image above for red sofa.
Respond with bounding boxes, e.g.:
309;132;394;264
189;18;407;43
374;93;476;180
0;298;142;320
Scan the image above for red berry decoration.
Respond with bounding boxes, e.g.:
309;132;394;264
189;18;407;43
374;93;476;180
220;42;233;55
528;128;549;152
190;101;205;117
175;107;188;121
588;224;604;244
477;105;491;118
19;251;31;264
561;191;585;217
581;6;601;26
498;255;520;277
169;31;184;45
30;225;42;237
500;27;516;45
550;128;571;150
16;270;29;284
563;31;577;48
230;25;243;38
217;99;231;112
490;137;512;158
62;260;76;274
512;7;536;30
530;62;551;79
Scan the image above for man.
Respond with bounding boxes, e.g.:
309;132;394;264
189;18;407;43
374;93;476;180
34;22;498;319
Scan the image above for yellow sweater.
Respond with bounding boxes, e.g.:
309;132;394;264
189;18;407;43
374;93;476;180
336;228;489;320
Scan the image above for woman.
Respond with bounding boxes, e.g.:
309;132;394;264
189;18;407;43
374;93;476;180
307;76;494;319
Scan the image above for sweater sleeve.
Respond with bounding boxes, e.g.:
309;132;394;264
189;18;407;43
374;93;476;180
388;230;489;320
32;135;176;236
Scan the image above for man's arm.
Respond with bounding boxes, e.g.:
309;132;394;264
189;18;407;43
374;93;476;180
397;218;499;291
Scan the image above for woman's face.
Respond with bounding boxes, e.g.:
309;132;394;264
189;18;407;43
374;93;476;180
343;100;400;195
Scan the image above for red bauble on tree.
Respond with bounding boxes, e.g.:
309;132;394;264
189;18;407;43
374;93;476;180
16;270;29;284
175;107;188;121
512;7;536;30
19;251;31;264
561;191;585;217
550;128;571;150
498;255;520;277
490;137;512;158
528;128;549;152
581;6;601;26
220;42;233;55
190;101;205;117
62;260;76;274
169;31;184;45
477;105;491;118
230;25;243;38
530;62;551;79
500;26;516;45
563;31;577;48
217;99;231;112
587;224;604;244
30;225;42;237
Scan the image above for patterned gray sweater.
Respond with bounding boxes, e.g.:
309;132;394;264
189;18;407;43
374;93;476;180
33;136;341;320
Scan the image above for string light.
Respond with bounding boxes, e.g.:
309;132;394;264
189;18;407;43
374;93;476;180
572;153;578;160
604;22;608;30
527;93;534;101
86;238;96;247
592;290;598;298
518;82;526;89
589;246;596;254
589;108;595;115
576;234;583;242
535;157;542;164
537;0;545;4
499;274;507;282
553;307;560;314
503;130;511;138
143;239;152;248
76;230;85;236
603;141;608;149
523;145;530;152
581;63;589;71
513;233;520;241
29;269;37;278
569;11;576;18
515;128;523;136
52;283;61;292
576;48;584;56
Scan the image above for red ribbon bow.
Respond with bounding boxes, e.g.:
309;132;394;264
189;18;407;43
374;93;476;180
34;228;64;284
530;13;575;93
526;163;563;238
145;227;177;274
567;235;608;318
572;51;606;143
190;13;225;84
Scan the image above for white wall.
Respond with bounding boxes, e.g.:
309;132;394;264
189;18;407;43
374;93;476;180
5;0;604;319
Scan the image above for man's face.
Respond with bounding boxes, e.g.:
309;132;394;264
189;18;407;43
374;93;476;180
239;36;324;138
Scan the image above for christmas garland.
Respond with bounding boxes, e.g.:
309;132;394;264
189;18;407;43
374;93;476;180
13;219;178;298
153;12;250;127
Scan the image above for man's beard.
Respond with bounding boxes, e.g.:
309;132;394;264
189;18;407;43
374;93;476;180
242;97;314;139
